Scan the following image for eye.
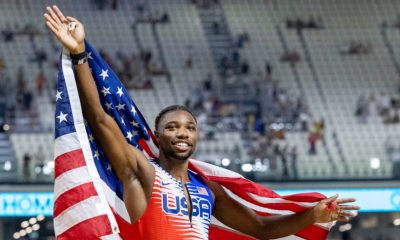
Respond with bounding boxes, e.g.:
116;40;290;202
166;125;176;130
187;126;196;131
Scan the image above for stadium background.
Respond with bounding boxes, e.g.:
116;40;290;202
0;0;400;239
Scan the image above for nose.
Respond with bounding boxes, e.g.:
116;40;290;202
176;126;189;138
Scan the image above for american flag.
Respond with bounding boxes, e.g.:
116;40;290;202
53;41;333;240
197;186;209;196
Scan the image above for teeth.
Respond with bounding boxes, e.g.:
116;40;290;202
176;142;189;147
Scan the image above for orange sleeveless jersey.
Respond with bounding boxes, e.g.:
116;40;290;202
130;161;214;239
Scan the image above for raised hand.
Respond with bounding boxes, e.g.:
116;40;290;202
312;194;360;223
44;5;85;54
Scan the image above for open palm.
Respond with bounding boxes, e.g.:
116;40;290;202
313;195;359;223
44;5;85;53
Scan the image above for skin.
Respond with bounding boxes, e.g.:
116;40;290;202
44;6;360;239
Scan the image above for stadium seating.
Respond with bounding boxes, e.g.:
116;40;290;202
0;0;399;181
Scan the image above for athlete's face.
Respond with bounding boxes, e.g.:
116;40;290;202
156;110;197;161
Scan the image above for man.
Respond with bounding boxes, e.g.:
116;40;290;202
44;5;359;239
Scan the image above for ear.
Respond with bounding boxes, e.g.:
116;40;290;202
154;130;160;147
154;130;160;139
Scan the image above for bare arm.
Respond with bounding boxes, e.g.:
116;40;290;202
73;59;153;184
207;181;359;240
44;5;155;221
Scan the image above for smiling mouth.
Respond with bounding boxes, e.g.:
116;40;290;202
173;142;191;151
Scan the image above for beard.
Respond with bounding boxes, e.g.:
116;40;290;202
162;146;194;161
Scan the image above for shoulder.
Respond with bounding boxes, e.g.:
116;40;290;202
122;145;155;181
127;146;155;170
203;179;226;202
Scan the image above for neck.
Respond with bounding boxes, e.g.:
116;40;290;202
157;155;190;183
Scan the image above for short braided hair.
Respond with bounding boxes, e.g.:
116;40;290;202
154;105;197;130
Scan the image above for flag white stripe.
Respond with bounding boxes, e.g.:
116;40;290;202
54;132;81;158
145;139;159;156
54;166;92;201
223;187;294;215
191;159;242;178
61;50;119;234
100;180;131;223
193;160;334;230
248;193;318;208
210;217;307;240
101;233;123;240
273;235;305;240
143;151;151;160
223;187;333;229
210;217;240;234
54;196;106;236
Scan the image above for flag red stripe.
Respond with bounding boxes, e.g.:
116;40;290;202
148;128;158;146
138;139;156;158
209;223;327;240
251;211;328;240
55;149;86;178
57;215;112;240
112;208;327;240
206;177;325;210
208;176;325;202
209;225;256;240
54;182;97;217
202;176;323;210
111;207;134;240
189;162;329;239
188;161;322;201
212;177;329;238
257;203;308;212
296;224;329;240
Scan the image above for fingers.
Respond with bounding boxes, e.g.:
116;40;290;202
340;205;360;211
46;6;62;25
324;194;339;211
337;198;357;204
325;194;339;203
44;13;60;32
332;204;358;222
339;210;358;218
45;21;58;35
337;215;350;222
53;5;67;23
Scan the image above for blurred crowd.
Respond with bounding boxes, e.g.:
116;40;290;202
0;1;399;183
355;92;400;124
99;48;170;90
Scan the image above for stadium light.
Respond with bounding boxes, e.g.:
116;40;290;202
32;224;40;231
43;161;55;175
241;163;253;172
19;230;26;237
221;158;231;167
21;221;29;228
339;224;352;232
34;166;42;174
346;224;352;231
29;217;37;225
393;218;400;226
3;161;11;171
47;161;55;169
25;227;32;234
3;124;10;131
13;232;20;239
253;158;268;172
37;214;45;221
370;158;380;169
